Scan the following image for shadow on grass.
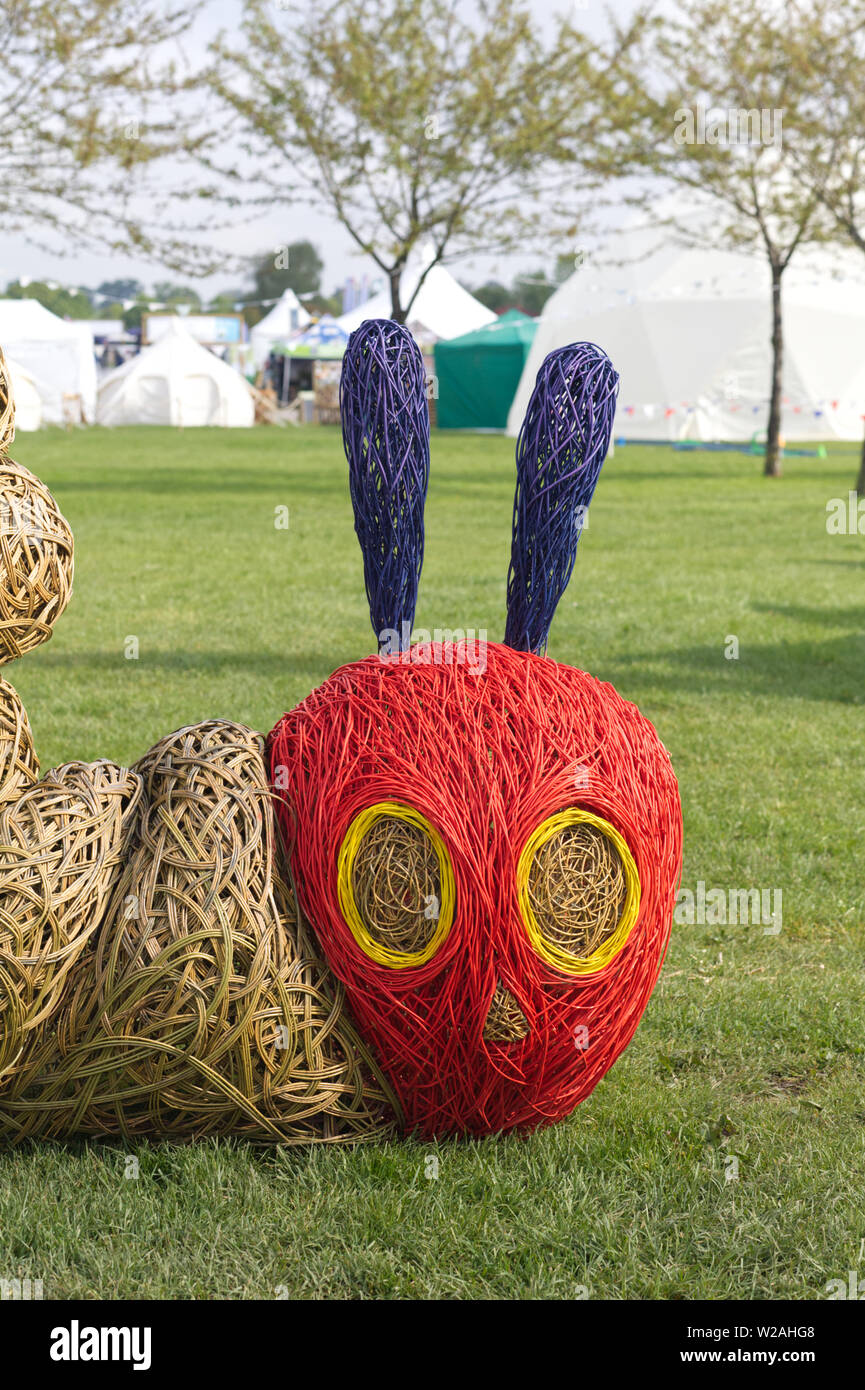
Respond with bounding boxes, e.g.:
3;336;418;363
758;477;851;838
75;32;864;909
26;615;865;707
51;469;352;500
1;1131;495;1179
750;601;865;626
27;648;345;681
604;629;865;705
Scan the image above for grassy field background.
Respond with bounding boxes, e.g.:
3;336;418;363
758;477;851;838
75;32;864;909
0;424;863;1299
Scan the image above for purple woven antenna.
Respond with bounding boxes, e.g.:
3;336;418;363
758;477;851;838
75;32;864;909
340;319;430;652
504;342;619;656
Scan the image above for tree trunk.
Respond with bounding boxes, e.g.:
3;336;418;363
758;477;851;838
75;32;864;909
857;426;865;497
389;268;406;324
764;263;783;478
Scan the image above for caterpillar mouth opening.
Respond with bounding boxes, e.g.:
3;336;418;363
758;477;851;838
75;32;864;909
483;982;529;1044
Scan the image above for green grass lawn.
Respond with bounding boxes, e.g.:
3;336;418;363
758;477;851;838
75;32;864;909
1;424;863;1300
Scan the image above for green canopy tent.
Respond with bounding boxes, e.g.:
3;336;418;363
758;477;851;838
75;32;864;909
434;310;537;430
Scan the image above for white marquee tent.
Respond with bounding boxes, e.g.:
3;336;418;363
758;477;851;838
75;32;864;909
508;217;865;443
97;321;254;428
337;251;496;343
5;358;43;432
250;289;312;367
0;300;96;425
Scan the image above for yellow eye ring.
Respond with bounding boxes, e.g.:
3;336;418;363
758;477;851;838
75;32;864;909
337;801;456;968
517;807;641;975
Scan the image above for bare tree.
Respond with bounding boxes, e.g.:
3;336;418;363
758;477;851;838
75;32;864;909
205;0;647;322
780;0;865;493
0;0;217;271
621;0;834;477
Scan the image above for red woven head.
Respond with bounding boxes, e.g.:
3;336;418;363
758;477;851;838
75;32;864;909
268;329;682;1137
268;641;681;1136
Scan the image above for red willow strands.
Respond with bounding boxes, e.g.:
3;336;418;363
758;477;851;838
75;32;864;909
268;640;683;1138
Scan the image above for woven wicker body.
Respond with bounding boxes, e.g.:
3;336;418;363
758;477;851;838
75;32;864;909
0;347;14;454
0;677;39;802
0;759;142;1087
0;458;74;663
0;720;395;1143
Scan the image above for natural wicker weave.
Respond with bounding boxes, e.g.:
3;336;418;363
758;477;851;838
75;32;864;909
0;677;39;802
0;760;142;1085
0;347;14;454
351;815;441;956
0;459;74;663
483;984;530;1043
525;822;626;959
0;721;396;1143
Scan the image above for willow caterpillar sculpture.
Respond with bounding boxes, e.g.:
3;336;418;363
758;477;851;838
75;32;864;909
0;324;681;1142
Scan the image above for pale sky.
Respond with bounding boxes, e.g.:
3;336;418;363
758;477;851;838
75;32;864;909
0;0;637;302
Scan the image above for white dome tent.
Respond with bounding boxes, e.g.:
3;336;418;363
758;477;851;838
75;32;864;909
0;299;96;425
250;289;312;367
508;217;865;443
5;358;43;431
337;248;496;343
97;321;254;428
